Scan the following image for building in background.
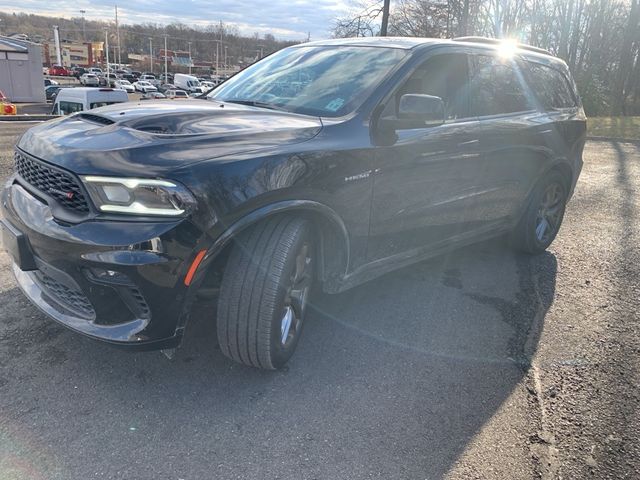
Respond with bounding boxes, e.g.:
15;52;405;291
43;41;94;67
0;36;45;102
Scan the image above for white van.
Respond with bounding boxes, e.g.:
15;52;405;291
174;74;204;94
52;87;129;115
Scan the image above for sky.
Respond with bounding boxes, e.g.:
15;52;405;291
2;0;357;40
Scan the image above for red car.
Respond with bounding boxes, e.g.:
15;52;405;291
48;65;70;76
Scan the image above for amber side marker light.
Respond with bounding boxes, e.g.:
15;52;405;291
184;249;207;286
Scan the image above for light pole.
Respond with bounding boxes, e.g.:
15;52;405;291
105;29;110;77
115;5;121;66
215;41;219;76
224;45;227;72
149;37;153;73
188;41;192;75
80;10;86;41
164;34;168;82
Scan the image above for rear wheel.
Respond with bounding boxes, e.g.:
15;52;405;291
216;216;314;369
511;172;568;254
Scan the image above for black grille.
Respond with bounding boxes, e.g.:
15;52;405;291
128;286;151;318
14;151;90;213
35;271;96;319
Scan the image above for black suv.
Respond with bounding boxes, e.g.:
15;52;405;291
1;37;585;369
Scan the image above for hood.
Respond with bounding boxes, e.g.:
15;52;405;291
17;100;322;176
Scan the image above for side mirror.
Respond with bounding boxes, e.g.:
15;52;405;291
398;94;445;127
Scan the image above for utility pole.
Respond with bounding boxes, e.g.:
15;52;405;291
188;41;192;75
380;0;391;36
164;34;168;81
224;45;228;72
105;29;110;77
80;10;86;41
115;5;121;66
149;37;153;73
215;42;219;75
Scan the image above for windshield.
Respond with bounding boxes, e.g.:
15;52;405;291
208;45;406;117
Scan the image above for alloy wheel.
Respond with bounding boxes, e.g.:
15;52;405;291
280;243;312;346
535;182;564;243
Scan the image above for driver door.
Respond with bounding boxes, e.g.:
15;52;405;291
367;52;485;261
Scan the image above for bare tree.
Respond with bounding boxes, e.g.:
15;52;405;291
331;0;640;115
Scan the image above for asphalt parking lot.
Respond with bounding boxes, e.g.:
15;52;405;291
0;122;639;479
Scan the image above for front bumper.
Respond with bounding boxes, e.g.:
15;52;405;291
1;178;206;350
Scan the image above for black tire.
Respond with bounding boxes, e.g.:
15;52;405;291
511;172;568;254
217;216;314;369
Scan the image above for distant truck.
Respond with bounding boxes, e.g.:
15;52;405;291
48;65;70;76
51;87;129;115
173;74;205;94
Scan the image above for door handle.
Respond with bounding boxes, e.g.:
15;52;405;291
457;139;479;147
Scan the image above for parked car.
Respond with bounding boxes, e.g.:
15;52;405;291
158;83;176;93
122;73;137;83
50;87;129;115
80;73;100;87
200;81;215;91
165;89;189;99
139;74;160;86
45;85;62;102
88;67;103;76
174;73;204;94
72;67;87;79
48;65;70;76
159;73;174;84
133;80;158;93
141;91;166;99
1;37;585;371
44;78;59;87
130;71;142;80
114;79;135;93
99;73;119;87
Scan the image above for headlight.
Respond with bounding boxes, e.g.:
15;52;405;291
81;176;196;217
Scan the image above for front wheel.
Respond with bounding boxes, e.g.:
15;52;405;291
217;216;314;369
511;172;568;254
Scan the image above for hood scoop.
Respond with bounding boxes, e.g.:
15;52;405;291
78;113;115;126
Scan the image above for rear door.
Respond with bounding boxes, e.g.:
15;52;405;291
466;53;541;222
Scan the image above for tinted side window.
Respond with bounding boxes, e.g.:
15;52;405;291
59;101;83;115
469;55;533;116
525;62;576;110
396;53;470;120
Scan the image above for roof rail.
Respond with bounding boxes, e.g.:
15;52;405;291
452;36;552;56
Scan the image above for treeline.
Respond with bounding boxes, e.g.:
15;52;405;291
333;0;640;116
0;12;300;67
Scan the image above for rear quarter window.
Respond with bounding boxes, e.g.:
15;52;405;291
525;62;577;110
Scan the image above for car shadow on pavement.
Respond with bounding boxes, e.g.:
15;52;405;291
0;239;557;479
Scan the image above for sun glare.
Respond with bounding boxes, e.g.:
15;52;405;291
497;39;518;58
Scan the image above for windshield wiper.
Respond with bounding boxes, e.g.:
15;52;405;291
223;99;289;112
